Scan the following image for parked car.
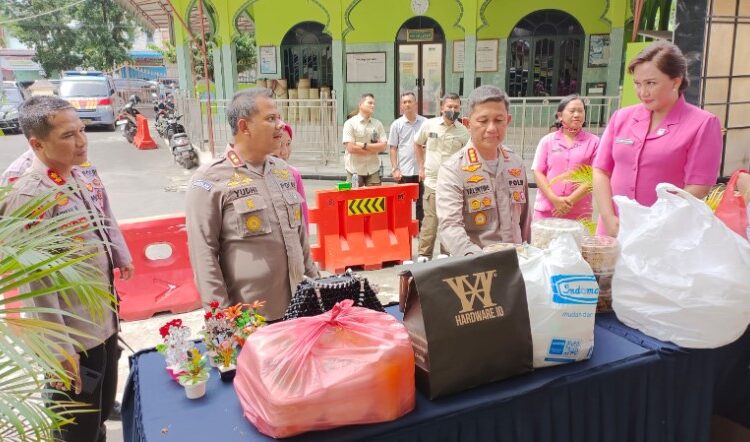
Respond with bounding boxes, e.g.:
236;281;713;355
0;84;24;134
59;71;123;131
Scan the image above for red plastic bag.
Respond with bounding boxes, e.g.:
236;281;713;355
715;169;749;240
234;300;415;438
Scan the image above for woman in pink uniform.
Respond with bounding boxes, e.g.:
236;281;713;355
275;123;309;233
593;41;723;236
532;95;599;220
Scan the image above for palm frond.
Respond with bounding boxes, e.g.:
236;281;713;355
0;186;117;438
703;184;725;212
548;165;594;193
577;216;597;236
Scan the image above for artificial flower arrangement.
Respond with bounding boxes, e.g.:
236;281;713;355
201;300;267;375
177;348;210;399
155;319;193;380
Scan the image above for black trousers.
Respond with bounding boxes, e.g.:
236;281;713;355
49;332;120;442
398;175;424;227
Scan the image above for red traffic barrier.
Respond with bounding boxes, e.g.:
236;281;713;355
133;114;157;150
309;184;419;273
115;214;202;321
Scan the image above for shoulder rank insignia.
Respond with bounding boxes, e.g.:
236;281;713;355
47;169;65;186
227;150;243;167
466;175;485;183
272;168;290;180
467;147;479;164
462;164;481;172
227;172;252;188
508;168;522;177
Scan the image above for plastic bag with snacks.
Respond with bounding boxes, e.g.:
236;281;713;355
234;300;415;438
613;184;750;348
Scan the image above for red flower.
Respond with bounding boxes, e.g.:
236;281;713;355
158;319;184;338
215;312;224;320
209;301;220;309
204;311;213;320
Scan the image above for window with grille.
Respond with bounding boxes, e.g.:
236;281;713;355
281;22;333;89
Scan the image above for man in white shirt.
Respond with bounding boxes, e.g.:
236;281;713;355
388;92;426;225
341;93;387;186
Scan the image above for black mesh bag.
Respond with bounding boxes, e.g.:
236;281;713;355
283;270;384;320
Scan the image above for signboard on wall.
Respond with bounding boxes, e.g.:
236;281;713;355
453;41;465;72
407;28;434;42
475;40;499;72
259;46;277;75
346;52;386;83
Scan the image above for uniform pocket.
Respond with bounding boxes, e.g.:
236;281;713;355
233;196;272;237
280;190;302;229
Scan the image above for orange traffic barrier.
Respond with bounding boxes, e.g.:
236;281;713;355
115;214;202;321
133;114;157;150
309;184;419;273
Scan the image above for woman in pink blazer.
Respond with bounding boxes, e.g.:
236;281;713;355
593;41;723;237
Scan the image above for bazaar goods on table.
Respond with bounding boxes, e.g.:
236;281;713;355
156;319;192;382
531;218;586;249
401;250;532;399
177;348;210;399
516;235;598;367
235;300;415;438
201;300;266;371
580;235;619;313
283;270;383;320
613;184;750;348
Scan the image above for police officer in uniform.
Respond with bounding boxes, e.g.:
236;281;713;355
186;88;319;320
437;86;531;256
0;95;134;442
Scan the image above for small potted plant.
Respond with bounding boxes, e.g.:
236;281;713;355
178;348;210;399
226;300;267;348
215;340;237;382
201;301;234;367
156;319;192;381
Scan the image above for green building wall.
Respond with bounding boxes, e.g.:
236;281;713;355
169;0;631;125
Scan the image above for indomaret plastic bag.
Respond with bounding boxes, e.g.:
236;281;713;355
234;300;415;439
518;235;598;367
612;184;750;348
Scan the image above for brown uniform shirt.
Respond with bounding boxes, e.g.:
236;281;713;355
0;157;132;357
437;144;531;256
185;147;319;320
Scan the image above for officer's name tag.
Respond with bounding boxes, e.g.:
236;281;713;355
429;132;438;138
615;138;634;144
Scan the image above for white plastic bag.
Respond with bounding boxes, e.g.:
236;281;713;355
518;235;598;367
612;184;750;349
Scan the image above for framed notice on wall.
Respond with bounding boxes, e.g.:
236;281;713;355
259;46;277;74
588;34;610;67
453;40;465;72
346;52;386;83
475;39;499;72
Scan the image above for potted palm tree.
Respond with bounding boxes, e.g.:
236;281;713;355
0;186;115;440
177;348;210;399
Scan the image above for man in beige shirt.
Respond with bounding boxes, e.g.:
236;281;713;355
342;93;387;186
414;93;469;261
0;95;134;442
186;88;319;320
437;85;531;256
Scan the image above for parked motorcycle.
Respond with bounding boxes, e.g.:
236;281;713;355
165;113;186;139
116;95;141;144
170;132;198;169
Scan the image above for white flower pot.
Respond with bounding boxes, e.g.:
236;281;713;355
182;378;208;399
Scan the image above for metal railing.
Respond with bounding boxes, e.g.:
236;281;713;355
462;95;620;160
174;93;340;164
173;92;618;167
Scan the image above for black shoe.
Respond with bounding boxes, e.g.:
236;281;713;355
108;401;122;421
